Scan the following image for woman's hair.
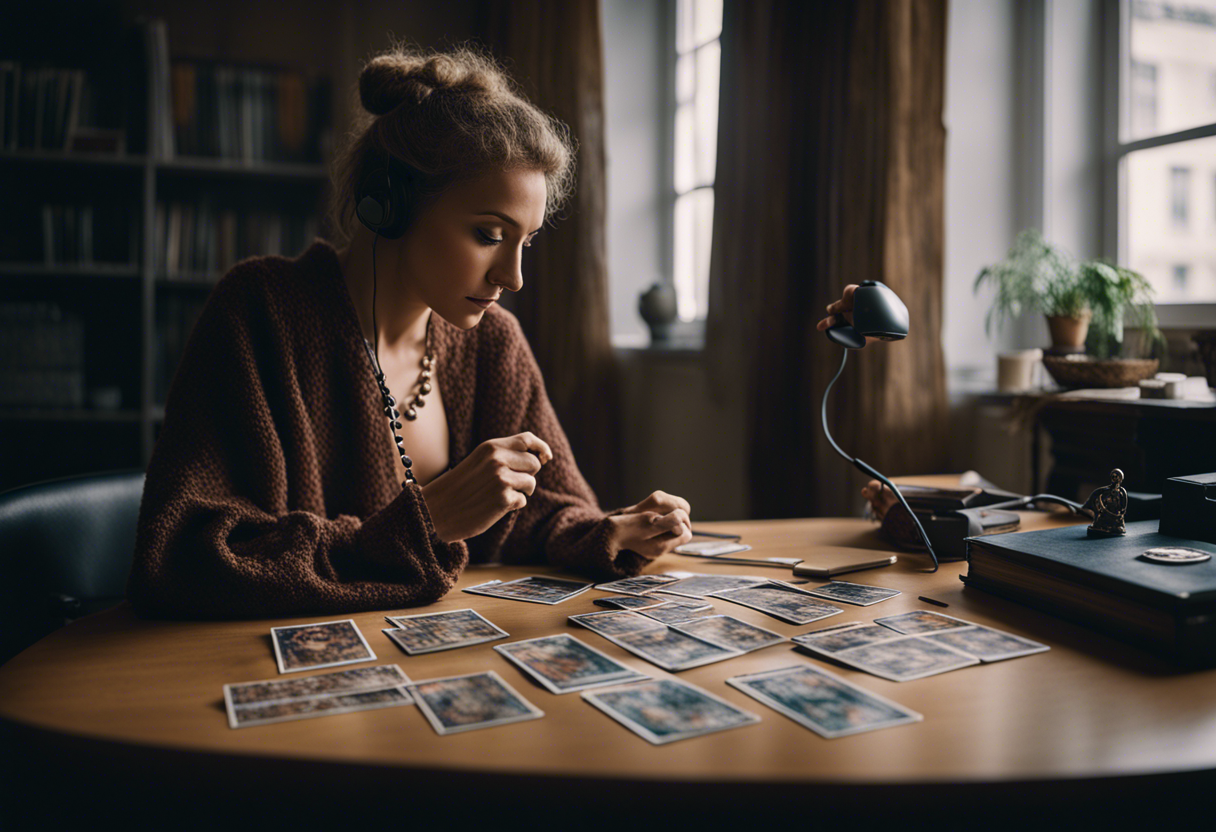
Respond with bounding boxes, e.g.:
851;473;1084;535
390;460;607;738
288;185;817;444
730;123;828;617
326;44;577;246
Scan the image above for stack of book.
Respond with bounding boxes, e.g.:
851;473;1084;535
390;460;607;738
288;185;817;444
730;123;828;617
964;521;1216;666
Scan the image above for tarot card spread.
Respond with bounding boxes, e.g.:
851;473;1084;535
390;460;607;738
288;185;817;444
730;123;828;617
710;582;844;625
462;576;592;605
494;634;649;694
582;678;760;745
224;664;412;729
408;670;544;735
727;665;921;739
382;608;508;654
270;619;376;674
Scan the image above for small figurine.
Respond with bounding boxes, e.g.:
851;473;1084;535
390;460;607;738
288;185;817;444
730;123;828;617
1081;468;1128;538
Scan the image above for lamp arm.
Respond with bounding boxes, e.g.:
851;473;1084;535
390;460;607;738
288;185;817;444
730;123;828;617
821;348;941;572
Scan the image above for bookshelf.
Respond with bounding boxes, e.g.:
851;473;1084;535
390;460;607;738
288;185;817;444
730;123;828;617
0;17;331;491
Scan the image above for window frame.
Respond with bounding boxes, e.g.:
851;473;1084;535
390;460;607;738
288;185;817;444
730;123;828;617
1102;0;1216;328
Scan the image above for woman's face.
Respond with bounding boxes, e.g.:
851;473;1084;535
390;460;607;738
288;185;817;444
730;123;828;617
397;168;547;329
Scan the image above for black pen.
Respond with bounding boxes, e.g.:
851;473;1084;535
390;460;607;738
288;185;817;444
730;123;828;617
918;595;948;607
689;529;742;541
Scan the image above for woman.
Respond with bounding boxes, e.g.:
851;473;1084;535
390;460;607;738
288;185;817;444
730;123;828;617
128;46;885;619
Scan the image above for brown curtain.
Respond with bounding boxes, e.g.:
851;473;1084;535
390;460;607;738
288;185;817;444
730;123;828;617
707;0;949;519
478;0;623;507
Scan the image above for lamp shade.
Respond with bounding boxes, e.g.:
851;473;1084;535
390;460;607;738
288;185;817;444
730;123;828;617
825;281;909;349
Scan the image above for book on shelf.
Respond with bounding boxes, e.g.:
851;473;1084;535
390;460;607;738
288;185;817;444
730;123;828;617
0;302;84;408
154;200;318;280
963;521;1216;666
0;59;129;154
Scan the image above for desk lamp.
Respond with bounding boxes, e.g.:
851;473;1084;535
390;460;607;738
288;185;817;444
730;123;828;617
823;280;940;571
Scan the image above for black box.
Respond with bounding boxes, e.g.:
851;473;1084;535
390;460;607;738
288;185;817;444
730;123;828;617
1159;473;1216;544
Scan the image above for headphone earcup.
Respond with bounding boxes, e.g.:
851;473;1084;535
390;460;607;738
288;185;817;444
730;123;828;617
354;165;412;240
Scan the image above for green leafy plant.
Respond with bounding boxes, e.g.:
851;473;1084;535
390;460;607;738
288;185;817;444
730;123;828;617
974;229;1161;359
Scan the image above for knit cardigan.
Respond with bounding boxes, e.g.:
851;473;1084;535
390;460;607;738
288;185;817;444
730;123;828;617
126;240;645;619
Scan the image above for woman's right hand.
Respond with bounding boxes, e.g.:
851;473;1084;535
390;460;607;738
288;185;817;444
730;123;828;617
421;432;553;543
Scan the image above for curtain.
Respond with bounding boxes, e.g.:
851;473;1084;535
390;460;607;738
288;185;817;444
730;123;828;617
479;0;623;508
707;0;949;519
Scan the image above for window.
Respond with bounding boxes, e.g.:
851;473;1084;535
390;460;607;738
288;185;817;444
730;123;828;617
1169;166;1191;227
1118;0;1216;306
671;0;722;321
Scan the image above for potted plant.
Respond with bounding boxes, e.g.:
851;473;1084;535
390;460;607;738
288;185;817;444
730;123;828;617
974;229;1163;386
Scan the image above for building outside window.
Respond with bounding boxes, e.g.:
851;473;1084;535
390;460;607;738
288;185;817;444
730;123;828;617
1121;0;1216;305
671;0;722;322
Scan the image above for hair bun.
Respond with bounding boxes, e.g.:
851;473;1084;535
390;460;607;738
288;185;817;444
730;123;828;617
359;49;509;116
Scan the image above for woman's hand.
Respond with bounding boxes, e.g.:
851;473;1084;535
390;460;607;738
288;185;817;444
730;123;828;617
608;491;693;561
815;283;875;344
421;432;553;543
862;479;899;521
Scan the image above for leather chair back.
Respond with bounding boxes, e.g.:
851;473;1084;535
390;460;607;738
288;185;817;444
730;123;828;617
0;470;144;665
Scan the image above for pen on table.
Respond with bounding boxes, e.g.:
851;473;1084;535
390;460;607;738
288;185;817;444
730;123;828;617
918;595;949;607
688;529;742;540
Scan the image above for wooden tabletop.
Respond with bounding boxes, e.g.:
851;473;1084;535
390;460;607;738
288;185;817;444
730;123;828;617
2;500;1214;792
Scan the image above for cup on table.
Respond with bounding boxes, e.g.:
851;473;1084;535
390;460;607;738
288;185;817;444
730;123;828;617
997;349;1043;393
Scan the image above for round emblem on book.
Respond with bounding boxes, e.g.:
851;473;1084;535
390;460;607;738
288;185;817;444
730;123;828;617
1139;547;1212;565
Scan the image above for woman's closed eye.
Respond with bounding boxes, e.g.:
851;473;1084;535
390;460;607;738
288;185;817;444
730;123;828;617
475;228;537;247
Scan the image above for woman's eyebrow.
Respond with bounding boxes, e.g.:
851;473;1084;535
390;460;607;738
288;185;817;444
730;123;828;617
475;211;543;235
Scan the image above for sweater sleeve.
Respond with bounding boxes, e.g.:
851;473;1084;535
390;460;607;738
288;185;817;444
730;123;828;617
126;269;468;619
476;313;647;581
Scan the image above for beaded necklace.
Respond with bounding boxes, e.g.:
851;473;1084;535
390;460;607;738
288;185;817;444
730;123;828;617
359;232;436;489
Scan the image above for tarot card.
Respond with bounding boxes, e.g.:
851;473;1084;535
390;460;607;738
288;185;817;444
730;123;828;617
569;610;665;636
582;678;760;745
727;665;922;739
654;574;769;599
462;576;592;605
921;625;1049;662
224;664;412;729
494;634;649;694
792;624;903;654
710;583;844;625
593;574;682;597
408;670;544;735
873;610;974;635
827;636;980;682
228;688;412;729
800;580;901;607
638;601;716;625
593;594;668;610
610;626;742;671
271;619;376;673
671;615;785;653
382;609;508;654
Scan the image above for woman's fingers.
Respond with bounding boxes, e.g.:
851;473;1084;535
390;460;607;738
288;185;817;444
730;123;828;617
512;432;553;465
646;508;691;538
633;490;692;517
817;284;859;331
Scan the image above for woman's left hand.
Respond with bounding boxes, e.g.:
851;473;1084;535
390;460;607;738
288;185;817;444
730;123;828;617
608;491;693;561
816;284;877;344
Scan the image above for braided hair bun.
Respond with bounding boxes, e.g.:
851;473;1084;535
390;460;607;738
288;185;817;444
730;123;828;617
358;50;510;116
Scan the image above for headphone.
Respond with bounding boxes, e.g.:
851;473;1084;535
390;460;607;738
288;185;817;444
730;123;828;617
354;154;424;240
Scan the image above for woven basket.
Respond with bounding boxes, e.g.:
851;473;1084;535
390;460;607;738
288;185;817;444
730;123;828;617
1042;356;1159;389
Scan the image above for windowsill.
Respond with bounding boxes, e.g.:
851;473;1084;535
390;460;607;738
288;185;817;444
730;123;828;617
612;319;706;353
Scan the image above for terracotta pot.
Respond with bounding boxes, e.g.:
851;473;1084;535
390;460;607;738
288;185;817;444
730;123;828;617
1046;311;1091;351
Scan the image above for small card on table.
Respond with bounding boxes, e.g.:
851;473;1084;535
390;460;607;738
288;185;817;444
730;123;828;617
800;580;901;607
407;670;544;735
582;678;760;745
270;619;376;674
727;664;922;738
462;576;592;605
495;634;649;694
874;611;1049;662
671;615;785;653
593;594;668;610
637;600;715;625
593;574;682;597
654;574;769;599
223;664;412;729
382;608;508;655
710;582;843;625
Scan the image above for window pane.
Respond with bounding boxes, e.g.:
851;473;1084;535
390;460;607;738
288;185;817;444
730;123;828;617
676;52;694;105
694;41;721;188
673;189;714;321
1126;135;1216;302
676;0;695;54
694;0;723;48
674;103;696;194
1127;0;1216;140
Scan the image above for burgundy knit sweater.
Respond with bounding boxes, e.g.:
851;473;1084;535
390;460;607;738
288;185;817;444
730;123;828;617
127;240;644;619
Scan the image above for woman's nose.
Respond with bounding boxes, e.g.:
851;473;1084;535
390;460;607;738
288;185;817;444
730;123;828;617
490;246;525;293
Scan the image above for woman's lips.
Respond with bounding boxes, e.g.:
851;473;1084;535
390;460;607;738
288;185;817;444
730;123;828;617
466;297;497;309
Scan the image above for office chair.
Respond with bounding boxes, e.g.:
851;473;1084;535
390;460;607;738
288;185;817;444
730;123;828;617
0;469;144;666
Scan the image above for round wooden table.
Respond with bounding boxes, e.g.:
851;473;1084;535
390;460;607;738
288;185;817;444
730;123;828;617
2;511;1213;824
